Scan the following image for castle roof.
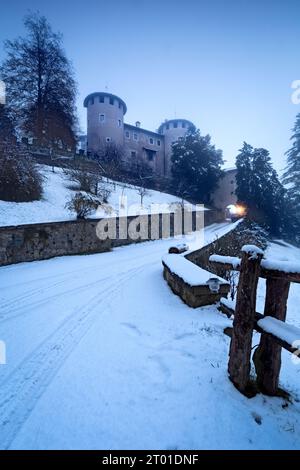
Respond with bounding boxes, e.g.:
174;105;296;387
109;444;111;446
83;92;127;114
157;119;195;134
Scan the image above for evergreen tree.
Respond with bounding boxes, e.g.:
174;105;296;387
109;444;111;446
282;113;300;217
236;143;285;235
171;128;223;203
0;13;77;149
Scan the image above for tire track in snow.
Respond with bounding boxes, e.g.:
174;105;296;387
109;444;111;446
0;264;145;450
0;259;120;311
0;259;153;324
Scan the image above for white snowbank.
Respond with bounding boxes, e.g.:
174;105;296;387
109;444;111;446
162;254;229;287
258;316;300;347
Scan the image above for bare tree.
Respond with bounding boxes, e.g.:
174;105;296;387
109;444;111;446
0;142;43;202
96;142;124;184
0;13;78;150
63;161;101;195
136;185;149;206
176;180;190;208
0;103;15;144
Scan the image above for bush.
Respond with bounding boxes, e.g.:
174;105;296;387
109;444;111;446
0;144;43;202
65;192;101;219
64;163;101;194
97;185;111;204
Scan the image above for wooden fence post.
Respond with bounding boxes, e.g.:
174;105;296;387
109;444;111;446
228;246;263;395
253;277;290;395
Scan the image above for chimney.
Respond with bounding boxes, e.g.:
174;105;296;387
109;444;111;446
135;121;141;128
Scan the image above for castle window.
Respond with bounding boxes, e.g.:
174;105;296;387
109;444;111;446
182;122;186;128
131;151;137;158
118;119;122;127
125;131;130;139
173;122;178;128
91;98;94;105
145;149;156;161
99;113;105;123
106;137;111;143
133;133;138;141
149;137;154;145
157;139;161;146
109;97;114;105
99;96;104;103
166;124;169;130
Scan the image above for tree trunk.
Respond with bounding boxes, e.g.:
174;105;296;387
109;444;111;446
253;278;290;395
228;249;263;395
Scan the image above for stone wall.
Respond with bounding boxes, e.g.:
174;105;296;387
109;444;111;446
185;219;268;278
162;261;230;308
0;209;224;267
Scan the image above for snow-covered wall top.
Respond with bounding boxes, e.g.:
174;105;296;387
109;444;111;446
162;254;229;287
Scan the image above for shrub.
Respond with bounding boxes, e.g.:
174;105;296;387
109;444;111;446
64;163;101;194
65;192;101;219
0;144;43;202
97;186;111;204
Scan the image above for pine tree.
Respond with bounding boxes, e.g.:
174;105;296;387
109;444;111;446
236;143;285;235
235;142;253;205
171;128;223;203
0;13;77;150
282;113;300;217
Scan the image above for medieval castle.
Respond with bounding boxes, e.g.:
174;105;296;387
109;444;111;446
83;91;237;209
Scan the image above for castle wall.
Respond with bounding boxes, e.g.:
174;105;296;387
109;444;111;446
211;169;237;210
123;124;165;176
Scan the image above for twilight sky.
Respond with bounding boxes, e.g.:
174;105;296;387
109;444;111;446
0;0;300;171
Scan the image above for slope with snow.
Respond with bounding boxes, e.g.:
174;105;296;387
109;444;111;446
0;165;199;227
0;223;299;450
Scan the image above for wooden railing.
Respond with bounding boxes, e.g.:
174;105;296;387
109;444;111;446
209;245;300;397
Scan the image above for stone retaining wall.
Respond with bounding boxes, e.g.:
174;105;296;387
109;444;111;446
0;209;224;267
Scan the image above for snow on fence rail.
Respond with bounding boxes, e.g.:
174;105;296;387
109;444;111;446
209;254;300;283
220;300;300;357
211;246;300;397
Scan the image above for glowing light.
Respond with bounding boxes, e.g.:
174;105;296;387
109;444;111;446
227;204;246;216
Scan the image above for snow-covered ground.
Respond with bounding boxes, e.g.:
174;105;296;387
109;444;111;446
0;165;200;227
0;222;299;450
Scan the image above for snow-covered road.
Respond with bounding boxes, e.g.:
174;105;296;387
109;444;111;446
0;222;300;449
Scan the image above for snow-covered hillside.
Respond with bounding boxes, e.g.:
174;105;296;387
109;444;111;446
0;223;299;450
0;165;197;227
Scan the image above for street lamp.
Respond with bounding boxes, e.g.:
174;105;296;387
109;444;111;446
206;277;221;293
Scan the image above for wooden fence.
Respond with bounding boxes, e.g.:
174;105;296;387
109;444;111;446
209;245;300;397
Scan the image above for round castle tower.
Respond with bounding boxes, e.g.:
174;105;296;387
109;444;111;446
84;92;127;153
158;119;195;176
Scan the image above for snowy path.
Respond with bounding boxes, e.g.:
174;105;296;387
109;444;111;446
0;223;300;449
